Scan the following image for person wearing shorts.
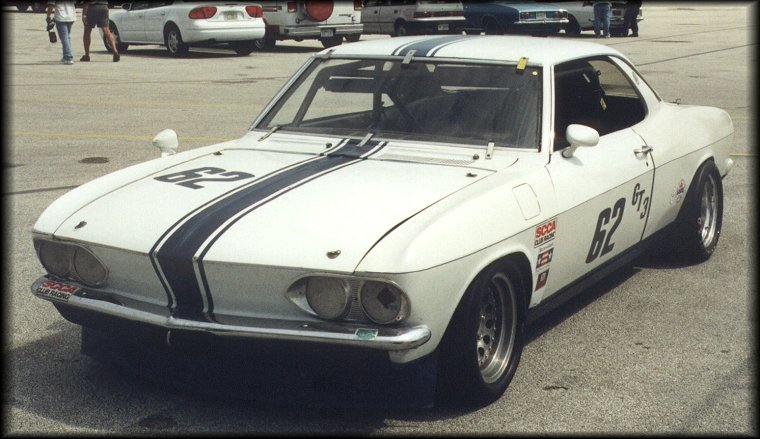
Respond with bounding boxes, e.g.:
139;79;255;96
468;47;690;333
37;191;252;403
81;0;119;62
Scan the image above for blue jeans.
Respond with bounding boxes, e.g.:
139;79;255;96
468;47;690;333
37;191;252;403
55;20;74;61
593;2;611;37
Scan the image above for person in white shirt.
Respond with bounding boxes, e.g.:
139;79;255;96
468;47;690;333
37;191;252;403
46;1;77;64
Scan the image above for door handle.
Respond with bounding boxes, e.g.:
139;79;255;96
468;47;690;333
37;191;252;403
634;145;653;155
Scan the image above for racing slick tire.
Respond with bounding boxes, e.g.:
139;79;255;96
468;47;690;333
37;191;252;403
437;259;526;407
675;160;723;263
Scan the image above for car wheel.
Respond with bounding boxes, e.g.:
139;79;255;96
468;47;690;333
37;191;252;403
345;34;361;43
164;24;189;57
675;161;723;263
31;2;46;13
232;41;256;56
253;37;276;51
103;22;129;53
438;259;526;406
393;20;409;37
565;16;581;35
483;18;504;35
320;35;343;48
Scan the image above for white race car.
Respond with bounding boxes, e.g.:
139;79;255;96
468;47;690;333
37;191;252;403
31;35;733;406
102;1;266;56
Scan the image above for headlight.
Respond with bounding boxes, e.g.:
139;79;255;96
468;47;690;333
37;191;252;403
304;277;351;320
36;239;108;287
37;240;75;278
360;281;409;325
71;247;108;286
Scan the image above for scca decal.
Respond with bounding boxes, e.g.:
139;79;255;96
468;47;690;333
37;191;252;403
35;280;80;302
534;218;557;247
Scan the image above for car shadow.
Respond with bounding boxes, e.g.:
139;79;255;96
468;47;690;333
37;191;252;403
110;44;321;60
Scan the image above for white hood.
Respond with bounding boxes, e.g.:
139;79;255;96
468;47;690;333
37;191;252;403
50;137;511;273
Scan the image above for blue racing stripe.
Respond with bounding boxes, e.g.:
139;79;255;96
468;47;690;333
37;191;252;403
392;35;470;57
152;138;386;321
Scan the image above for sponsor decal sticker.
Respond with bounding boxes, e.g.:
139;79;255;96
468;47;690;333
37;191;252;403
535;269;549;292
536;247;554;269
534;217;557;247
35;279;79;302
671;179;686;205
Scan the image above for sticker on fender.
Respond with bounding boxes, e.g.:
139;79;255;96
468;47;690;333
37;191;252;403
35;279;80;302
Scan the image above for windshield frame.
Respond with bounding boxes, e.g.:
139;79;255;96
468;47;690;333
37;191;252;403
251;54;544;152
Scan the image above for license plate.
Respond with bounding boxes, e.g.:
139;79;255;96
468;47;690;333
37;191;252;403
437;23;449;31
224;11;238;20
320;28;335;38
536;12;546;20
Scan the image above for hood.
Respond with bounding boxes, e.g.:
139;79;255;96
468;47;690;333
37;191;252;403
51;135;515;273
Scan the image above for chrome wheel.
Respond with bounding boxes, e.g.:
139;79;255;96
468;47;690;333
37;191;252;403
698;172;719;249
477;272;516;384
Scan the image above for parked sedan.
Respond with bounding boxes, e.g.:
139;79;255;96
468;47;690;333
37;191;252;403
31;35;733;406
462;1;569;35
102;1;266;56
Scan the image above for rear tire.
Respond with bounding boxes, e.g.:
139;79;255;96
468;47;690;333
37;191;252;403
675;161;723;263
345;33;361;43
164;24;189;57
437;259;526;407
320;35;343;48
232;41;256;56
393;20;409;37
565;16;582;35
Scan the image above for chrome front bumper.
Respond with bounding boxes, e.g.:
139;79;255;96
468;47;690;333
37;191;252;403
31;276;431;351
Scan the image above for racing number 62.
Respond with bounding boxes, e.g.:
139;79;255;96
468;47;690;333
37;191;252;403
586;197;626;264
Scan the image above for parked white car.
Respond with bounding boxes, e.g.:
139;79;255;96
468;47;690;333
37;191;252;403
32;35;733;406
254;0;363;49
361;0;465;37
103;1;267;56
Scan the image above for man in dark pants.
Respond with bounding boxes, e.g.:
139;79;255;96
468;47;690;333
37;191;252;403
624;0;642;37
81;0;119;62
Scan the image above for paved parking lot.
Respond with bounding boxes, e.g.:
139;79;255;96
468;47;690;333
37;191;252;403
4;3;756;435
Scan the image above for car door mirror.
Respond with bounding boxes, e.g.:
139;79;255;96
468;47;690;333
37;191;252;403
153;129;178;157
562;124;599;158
122;3;131;11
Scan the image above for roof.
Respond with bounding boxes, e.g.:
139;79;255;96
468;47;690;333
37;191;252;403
323;35;628;66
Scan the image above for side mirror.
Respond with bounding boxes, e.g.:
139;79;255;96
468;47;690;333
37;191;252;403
152;129;178;157
122;3;131;10
561;124;599;158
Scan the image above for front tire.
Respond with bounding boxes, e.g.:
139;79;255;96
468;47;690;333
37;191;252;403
675;161;723;263
438;260;526;406
393;20;409;37
103;22;129;53
164;24;189;56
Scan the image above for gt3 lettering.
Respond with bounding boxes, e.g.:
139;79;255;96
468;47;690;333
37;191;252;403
632;183;650;219
154;167;254;189
586;197;625;264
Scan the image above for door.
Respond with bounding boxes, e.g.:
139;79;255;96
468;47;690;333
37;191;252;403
362;0;384;34
542;56;653;299
143;3;170;43
118;0;150;42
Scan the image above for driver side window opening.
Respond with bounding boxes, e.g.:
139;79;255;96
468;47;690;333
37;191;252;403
553;57;646;149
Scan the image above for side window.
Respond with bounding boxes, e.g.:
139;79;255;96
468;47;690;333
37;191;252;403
554;57;646;148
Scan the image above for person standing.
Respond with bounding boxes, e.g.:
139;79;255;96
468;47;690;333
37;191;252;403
624;0;642;37
81;0;120;62
592;0;612;39
46;0;77;65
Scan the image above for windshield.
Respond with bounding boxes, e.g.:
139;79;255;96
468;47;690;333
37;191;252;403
257;58;542;149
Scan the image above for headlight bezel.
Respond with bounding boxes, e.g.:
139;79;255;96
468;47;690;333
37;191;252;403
286;274;410;325
34;238;109;287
